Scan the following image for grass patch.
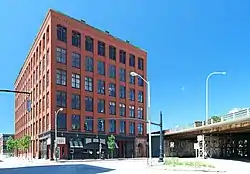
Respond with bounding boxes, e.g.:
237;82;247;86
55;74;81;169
164;158;215;168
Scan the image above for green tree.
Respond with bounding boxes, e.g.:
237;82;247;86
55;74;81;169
211;115;221;123
6;136;15;153
107;134;116;158
19;135;31;156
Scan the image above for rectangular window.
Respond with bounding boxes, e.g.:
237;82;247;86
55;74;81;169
85;116;93;132
119;50;126;64
120;120;126;134
119;68;126;82
85;77;93;92
109;101;116;115
138;57;144;70
57;113;66;129
85;56;94;72
72;31;81;48
56;47;66;64
109;65;116;78
129;54;135;67
56;69;66;86
72;73;80;89
138;91;143;103
57;25;67;42
119;86;126;99
109;45;116;60
98;41;105;56
85;36;94;52
129;89;135;101
71;94;80;109
109;120;116;133
129;105;135;118
138;123;143;135
98;61;105;75
97;80;105;94
98;119;105;132
130;74;135;84
85;96;93;112
72;115;80;130
72;52;81;68
138;107;143;119
97;99;105;113
119;103;126;116
108;83;116;97
138;76;144;87
56;91;66;107
129;122;135;135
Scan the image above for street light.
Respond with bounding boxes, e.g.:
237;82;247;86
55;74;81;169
54;108;63;161
130;71;152;166
205;71;226;125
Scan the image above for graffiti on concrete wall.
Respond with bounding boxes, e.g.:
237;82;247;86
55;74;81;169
164;139;195;157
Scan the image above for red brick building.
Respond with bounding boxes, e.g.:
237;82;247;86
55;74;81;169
14;9;147;160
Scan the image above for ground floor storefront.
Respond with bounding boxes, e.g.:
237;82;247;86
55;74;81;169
36;131;147;160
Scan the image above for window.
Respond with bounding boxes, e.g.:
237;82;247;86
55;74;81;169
119;103;126;116
109;120;116;133
85;96;93;112
109;45;116;60
129;122;135;135
119;50;126;64
56;69;66;86
109;65;116;78
129;89;135;101
120;121;126;134
129;105;135;118
72;115;80;130
138;76;144;87
72;73;80;89
138;107;143;119
72;31;81;47
85;77;93;92
85;116;94;132
119;68;126;82
72;52;81;68
97;80;105;94
119;86;126;99
98;119;105;132
71;94;80;109
56;47;66;64
109;101;116;115
138;91;143;103
57;25;67;42
56;91;66;107
85;56;93;72
108;83;116;97
138;57;144;70
138;123;143;135
85;36;93;52
129;54;135;67
85;116;93;132
57;113;67;129
98;99;105;113
98;41;105;56
130;74;135;84
98;61;105;75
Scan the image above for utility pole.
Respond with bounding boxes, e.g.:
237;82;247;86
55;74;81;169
158;111;164;162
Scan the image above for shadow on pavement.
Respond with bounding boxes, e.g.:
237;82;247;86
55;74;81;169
0;163;115;174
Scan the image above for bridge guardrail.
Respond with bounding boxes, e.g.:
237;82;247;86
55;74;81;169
169;108;250;133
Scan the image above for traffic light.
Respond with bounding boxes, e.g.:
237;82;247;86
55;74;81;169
98;121;103;130
84;122;88;131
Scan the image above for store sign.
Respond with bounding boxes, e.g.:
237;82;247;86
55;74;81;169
56;137;66;145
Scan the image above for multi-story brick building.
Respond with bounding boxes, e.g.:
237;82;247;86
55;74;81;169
0;134;14;157
14;9;147;160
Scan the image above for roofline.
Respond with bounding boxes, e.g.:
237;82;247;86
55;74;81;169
14;9;52;86
165;114;250;136
50;9;147;54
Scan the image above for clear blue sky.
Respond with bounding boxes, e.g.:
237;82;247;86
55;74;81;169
1;0;250;133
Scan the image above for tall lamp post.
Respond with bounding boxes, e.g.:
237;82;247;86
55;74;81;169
205;71;226;125
130;72;152;166
54;108;63;161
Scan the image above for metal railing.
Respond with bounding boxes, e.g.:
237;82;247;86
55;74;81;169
168;108;250;133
